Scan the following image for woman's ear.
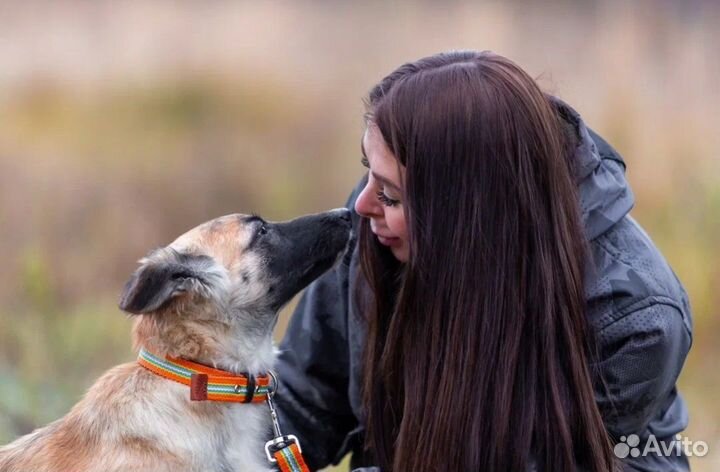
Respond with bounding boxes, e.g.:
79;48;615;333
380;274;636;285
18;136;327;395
118;250;211;315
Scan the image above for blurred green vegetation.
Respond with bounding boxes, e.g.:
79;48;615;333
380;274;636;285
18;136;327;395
0;249;130;442
0;1;718;470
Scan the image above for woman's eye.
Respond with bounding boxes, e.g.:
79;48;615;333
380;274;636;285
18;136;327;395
376;190;400;207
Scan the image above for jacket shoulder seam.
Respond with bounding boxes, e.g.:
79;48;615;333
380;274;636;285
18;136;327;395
598;298;687;333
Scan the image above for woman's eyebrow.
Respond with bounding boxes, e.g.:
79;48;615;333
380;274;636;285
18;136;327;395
360;134;401;192
360;138;369;167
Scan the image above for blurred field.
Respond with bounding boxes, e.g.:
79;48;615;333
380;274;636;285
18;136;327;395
0;1;718;470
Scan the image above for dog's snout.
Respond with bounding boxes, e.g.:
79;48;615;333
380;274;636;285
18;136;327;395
261;209;353;310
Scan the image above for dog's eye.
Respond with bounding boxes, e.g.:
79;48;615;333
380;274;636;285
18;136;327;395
258;224;268;236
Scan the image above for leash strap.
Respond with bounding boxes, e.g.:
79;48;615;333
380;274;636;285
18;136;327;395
137;348;271;404
273;441;309;472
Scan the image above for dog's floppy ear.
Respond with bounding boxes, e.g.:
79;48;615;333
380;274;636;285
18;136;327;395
119;250;212;315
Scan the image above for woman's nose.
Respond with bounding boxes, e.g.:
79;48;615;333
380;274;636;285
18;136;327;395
354;182;381;218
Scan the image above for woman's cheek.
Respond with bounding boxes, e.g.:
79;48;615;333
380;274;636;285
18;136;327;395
388;208;408;241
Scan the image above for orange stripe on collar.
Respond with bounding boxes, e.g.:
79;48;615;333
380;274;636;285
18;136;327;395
137;348;271;404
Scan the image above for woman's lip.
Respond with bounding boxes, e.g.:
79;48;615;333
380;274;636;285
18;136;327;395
376;234;401;246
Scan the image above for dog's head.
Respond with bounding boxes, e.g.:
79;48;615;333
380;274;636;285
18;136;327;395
119;208;352;367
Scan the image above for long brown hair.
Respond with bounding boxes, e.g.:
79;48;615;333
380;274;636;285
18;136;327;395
358;51;615;472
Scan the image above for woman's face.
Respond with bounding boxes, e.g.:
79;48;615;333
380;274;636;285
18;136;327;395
355;124;409;262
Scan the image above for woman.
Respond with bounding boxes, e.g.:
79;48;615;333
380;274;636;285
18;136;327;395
274;51;692;472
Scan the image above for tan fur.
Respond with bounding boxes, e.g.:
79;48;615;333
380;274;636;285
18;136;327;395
0;364;193;472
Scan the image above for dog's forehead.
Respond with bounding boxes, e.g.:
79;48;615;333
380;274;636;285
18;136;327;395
169;214;254;254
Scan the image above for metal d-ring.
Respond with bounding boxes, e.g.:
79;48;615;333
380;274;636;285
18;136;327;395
267;370;278;398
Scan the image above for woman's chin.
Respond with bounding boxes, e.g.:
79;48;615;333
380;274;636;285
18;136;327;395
390;244;409;263
375;234;408;262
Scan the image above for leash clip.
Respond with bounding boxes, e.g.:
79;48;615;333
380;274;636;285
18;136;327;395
263;372;308;470
264;373;303;462
265;372;283;436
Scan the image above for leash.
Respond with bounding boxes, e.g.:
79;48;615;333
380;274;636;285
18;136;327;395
137;348;309;471
264;371;310;472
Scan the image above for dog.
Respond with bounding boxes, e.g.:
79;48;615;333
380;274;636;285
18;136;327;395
0;208;352;472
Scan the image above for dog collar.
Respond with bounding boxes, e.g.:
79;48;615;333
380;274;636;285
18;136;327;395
139;348;310;471
137;348;271;403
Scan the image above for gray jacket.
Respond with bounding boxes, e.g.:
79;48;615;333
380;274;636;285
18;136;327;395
274;100;693;471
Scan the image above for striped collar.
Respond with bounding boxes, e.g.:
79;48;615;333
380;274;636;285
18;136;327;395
137;348;271;404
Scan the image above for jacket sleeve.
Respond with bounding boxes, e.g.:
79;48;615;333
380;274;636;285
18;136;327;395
273;185;364;471
594;302;692;439
274;265;358;470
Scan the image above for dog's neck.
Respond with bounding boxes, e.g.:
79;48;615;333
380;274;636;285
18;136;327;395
131;313;276;375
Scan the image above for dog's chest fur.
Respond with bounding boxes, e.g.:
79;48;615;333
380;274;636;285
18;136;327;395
125;374;273;472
